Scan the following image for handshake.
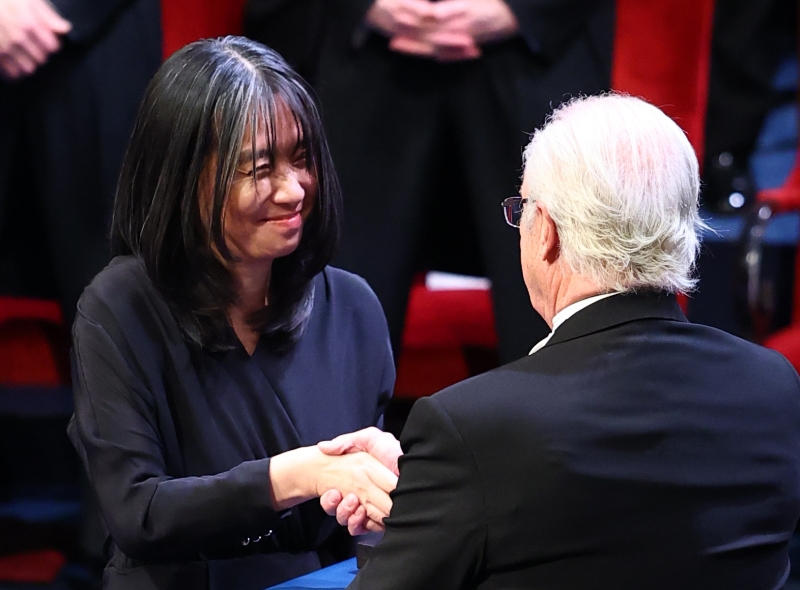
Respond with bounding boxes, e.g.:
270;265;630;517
365;0;519;62
317;427;404;536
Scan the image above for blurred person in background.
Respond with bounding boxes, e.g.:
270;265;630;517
0;0;160;324
245;0;615;363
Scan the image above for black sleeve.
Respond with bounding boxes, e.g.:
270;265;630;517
503;0;607;60
51;0;144;43
348;396;486;590
70;313;286;562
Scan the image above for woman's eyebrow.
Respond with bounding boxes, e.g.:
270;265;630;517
238;148;271;165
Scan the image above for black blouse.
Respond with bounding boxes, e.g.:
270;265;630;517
67;256;394;590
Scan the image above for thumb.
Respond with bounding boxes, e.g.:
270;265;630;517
317;438;356;456
38;0;72;34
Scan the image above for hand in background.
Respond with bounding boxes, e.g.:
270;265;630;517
380;0;519;62
430;0;519;45
365;0;436;39
318;427;403;534
0;0;71;80
389;30;480;62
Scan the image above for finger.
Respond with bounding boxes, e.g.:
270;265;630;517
363;517;385;533
0;55;22;80
398;0;436;23
317;428;376;455
317;439;353;455
27;26;60;59
361;476;394;517
435;44;481;62
364;498;392;524
430;0;470;22
335;493;360;527
346;505;368;535
389;35;436;56
7;45;40;76
36;0;72;34
426;30;475;49
319;489;343;516
365;461;399;494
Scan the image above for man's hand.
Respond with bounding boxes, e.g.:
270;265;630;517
0;0;71;80
318;427;403;475
317;427;403;534
370;0;518;62
389;31;480;62
320;489;384;535
364;0;436;39
429;0;519;45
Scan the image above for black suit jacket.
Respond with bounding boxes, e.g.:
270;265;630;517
351;292;800;590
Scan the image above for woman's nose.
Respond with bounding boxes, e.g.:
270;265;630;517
273;168;305;204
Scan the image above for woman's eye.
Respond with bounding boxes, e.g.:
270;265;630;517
253;164;272;178
293;151;308;168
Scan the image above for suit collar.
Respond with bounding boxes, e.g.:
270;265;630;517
544;290;687;349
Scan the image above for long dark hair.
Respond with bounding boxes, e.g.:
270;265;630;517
111;36;341;351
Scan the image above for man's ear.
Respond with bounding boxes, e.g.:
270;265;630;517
537;202;560;264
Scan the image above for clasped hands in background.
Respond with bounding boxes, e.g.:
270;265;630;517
366;0;520;62
317;427;404;536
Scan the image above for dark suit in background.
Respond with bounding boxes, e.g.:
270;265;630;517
0;0;161;325
245;0;615;362
351;291;800;589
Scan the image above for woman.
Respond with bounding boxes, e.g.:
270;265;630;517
67;36;397;590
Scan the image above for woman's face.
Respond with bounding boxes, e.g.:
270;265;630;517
219;107;317;265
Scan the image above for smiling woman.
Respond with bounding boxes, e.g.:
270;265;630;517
67;37;398;590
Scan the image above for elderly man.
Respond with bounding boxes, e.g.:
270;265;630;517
330;93;800;589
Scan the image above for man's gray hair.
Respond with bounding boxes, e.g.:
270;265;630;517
521;93;706;293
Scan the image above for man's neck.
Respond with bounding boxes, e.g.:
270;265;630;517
540;273;604;329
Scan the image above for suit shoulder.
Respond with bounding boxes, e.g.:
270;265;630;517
693;322;799;378
429;364;524;421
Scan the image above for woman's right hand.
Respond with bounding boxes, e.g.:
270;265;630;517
314;450;397;523
268;445;397;524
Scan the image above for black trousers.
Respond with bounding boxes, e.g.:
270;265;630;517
320;38;557;363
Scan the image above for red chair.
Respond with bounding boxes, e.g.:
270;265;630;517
0;4;249;582
0;297;72;584
612;0;716;314
737;14;800;368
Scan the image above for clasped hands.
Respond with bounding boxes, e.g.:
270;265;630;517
365;0;519;62
317;427;403;535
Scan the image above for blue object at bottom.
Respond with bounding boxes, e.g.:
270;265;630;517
266;557;357;590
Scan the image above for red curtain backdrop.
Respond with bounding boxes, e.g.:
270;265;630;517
161;0;247;60
612;0;716;168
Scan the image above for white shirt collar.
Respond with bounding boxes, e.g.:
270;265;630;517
529;292;620;355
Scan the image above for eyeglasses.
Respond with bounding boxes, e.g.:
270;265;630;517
501;196;528;228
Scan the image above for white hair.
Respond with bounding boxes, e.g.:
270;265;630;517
521;93;706;293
